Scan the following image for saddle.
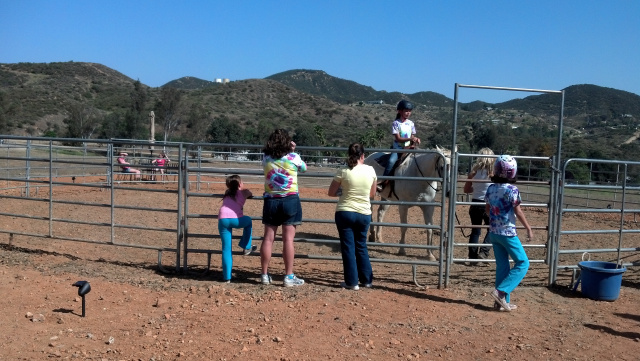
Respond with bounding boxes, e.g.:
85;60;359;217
374;150;413;197
374;153;409;176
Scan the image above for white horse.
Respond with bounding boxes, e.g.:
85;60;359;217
364;146;452;261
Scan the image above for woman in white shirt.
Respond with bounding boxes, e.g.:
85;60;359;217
463;148;494;263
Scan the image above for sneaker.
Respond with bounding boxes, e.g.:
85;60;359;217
260;274;272;285
223;279;231;284
493;301;517;311
243;245;257;256
490;289;511;311
363;283;373;288
283;274;305;287
340;282;360;290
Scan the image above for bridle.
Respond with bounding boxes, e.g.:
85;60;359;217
413;152;448;193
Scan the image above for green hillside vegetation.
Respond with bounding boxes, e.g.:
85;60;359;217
164;76;216;89
1;61;640;183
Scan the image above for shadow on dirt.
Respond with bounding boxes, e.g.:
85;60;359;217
583;323;640;340
0;243;82;261
376;283;497;312
546;284;585;299
614;312;640;323
52;308;80;317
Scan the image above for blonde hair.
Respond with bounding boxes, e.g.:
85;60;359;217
471;147;494;175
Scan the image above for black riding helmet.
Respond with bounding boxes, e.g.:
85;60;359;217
397;100;414;111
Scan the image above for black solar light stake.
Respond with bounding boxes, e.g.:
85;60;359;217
72;281;91;317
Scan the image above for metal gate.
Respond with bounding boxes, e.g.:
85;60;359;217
0;136;184;273
551;158;640;285
180;143;450;287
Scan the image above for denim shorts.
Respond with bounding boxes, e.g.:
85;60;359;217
262;194;302;226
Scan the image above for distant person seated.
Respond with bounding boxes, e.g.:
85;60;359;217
151;152;170;182
116;152;141;180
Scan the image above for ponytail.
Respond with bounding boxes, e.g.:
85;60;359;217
224;175;242;201
347;143;365;169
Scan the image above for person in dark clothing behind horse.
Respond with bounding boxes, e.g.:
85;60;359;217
463;147;494;265
378;100;421;191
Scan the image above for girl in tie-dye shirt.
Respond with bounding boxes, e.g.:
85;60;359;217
263;152;307;197
260;129;307;287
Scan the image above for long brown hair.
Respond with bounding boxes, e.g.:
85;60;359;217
263;129;293;159
347;142;365;169
224;174;242;201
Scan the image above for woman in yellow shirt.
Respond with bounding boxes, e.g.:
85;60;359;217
328;143;377;290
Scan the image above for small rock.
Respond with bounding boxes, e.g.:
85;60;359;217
31;314;45;322
274;336;282;342
154;298;168;307
25;312;34;318
106;336;114;345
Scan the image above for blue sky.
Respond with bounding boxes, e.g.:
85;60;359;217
1;1;638;103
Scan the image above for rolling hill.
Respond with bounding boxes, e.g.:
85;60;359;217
1;61;639;165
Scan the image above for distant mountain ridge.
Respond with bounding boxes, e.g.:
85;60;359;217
163;76;216;89
266;69;453;107
502;84;640;119
2;61;640;166
166;70;640;123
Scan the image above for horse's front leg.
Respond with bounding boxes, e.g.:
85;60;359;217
369;202;390;243
398;205;409;255
421;205;437;261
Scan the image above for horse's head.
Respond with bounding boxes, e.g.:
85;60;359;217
434;145;452;174
435;145;455;197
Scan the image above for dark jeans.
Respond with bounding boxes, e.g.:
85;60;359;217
468;200;491;259
335;211;373;287
262;194;302;226
383;143;404;177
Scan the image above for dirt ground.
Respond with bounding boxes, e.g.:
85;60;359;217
1;177;639;361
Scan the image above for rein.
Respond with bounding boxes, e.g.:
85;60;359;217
413;153;443;193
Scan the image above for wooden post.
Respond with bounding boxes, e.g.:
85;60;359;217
149;111;155;154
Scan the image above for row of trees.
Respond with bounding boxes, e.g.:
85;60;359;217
61;81;185;144
51;79;640;185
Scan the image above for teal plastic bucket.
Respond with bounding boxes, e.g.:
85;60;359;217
577;261;626;301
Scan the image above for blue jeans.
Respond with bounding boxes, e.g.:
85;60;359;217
383;143;404;177
468;201;490;259
490;233;529;303
218;216;253;281
335;211;373;287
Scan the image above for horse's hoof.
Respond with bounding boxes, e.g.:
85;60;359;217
427;254;437;262
397;249;407;256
